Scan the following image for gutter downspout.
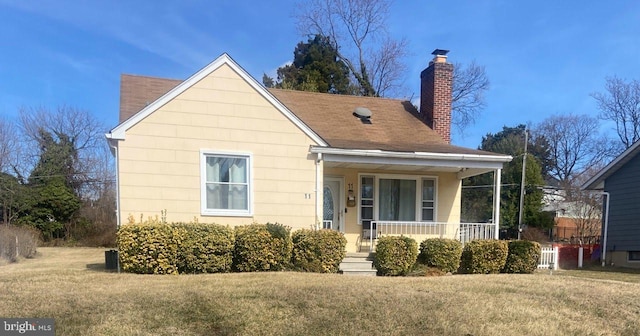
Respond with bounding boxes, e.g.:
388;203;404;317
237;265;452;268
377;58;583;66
601;192;610;267
107;138;121;229
107;136;121;273
315;153;323;230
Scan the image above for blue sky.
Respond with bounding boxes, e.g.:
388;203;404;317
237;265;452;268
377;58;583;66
1;0;639;148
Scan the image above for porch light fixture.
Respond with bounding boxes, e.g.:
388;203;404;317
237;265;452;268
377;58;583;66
347;183;356;207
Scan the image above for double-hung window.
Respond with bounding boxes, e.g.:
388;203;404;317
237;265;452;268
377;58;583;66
360;176;375;229
359;175;436;223
201;151;252;216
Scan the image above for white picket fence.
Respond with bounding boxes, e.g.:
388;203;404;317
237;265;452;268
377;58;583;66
538;246;559;270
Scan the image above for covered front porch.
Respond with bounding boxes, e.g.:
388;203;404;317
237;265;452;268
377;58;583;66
313;147;511;253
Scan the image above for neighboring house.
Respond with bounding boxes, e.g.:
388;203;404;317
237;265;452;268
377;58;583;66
106;50;512;252
583;140;640;268
542;188;601;243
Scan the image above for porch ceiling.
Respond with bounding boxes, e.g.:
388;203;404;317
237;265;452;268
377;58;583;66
312;147;511;179
323;161;494;178
325;161;457;172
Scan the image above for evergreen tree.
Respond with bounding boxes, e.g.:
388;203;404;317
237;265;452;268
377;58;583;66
20;129;81;240
264;35;354;94
462;125;553;231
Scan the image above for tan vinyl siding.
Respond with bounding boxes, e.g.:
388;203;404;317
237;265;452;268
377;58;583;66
118;64;319;228
324;167;461;252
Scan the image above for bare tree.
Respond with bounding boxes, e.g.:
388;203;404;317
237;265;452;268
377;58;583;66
18;106;110;198
0;117;18;174
592;76;640;149
570;190;602;245
451;61;490;131
295;0;408;97
533;113;613;189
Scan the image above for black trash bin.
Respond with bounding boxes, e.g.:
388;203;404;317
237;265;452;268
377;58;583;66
105;250;118;270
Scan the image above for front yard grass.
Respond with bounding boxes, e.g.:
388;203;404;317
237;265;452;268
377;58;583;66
558;264;640;283
1;247;639;335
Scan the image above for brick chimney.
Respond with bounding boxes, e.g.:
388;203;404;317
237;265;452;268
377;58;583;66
419;49;454;143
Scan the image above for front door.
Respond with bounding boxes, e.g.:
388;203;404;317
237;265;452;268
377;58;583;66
323;177;344;232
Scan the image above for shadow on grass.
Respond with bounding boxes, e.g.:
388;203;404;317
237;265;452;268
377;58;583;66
577;264;640;274
86;263;116;272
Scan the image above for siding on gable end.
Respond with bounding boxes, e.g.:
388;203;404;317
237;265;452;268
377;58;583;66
604;152;640;251
118;63;320;228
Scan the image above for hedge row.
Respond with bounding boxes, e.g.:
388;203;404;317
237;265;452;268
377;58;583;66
117;222;346;274
503;240;542;273
419;238;462;273
233;223;292;272
374;236;418;276
460;240;509;274
292;229;347;273
376;237;541;275
117;222;234;274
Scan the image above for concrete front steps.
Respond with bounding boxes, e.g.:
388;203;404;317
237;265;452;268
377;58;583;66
339;252;377;276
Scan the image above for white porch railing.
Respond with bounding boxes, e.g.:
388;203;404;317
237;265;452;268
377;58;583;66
363;221;496;251
322;220;332;230
538;246;559;270
459;223;497;244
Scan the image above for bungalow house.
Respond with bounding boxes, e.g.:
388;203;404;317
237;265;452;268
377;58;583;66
582;140;640;268
106;50;512;253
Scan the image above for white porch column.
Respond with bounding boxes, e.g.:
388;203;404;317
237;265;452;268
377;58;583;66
493;168;501;239
315;153;323;230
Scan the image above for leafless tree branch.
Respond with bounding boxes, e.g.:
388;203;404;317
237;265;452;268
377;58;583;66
295;0;405;97
592;76;640;149
533;113;615;188
451;61;489;131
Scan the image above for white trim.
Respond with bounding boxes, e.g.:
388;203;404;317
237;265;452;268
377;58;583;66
311;147;511;173
582;140;640;190
421;177;437;222
315;153;323;229
107;138;121;228
358;174;375;227
200;150;253;217
311;146;512;163
493;168;501;239
357;172;439;225
106;53;327;146
324;176;345;233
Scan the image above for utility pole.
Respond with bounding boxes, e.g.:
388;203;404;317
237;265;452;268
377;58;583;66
518;127;528;240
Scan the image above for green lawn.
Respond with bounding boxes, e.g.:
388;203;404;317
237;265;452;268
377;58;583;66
1;248;639;336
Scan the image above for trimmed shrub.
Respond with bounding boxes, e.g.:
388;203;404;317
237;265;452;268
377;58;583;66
117;222;234;274
118;223;178;274
418;238;462;273
502;240;541;274
460;240;509;274
175;223;234;274
291;229;347;273
0;225;39;263
233;223;292;272
374;236;418;276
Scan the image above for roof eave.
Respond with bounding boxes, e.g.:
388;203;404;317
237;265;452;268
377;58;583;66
108;53;327;146
310;146;512;162
581;139;640;190
310;146;512;172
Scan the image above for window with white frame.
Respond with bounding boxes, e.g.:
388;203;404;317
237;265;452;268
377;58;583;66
201;152;251;216
421;179;435;221
360;176;375;228
359;175;437;223
629;251;640;261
